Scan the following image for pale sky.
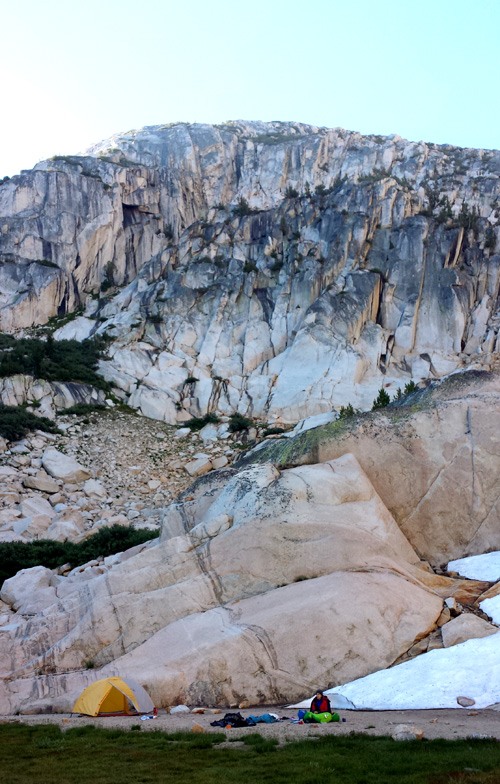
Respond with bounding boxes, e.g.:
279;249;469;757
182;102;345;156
2;0;500;177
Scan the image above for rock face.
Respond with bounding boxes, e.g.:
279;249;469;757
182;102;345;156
1;121;500;423
0;453;452;714
0;375;107;419
244;370;500;564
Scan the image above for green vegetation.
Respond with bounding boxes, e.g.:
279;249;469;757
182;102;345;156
284;185;299;198
185;413;220;431
228;412;253;432
251;132;301;145
372;387;391;410
0;405;60;442
458;201;480;231
32;259;59;269
263;426;287;436
358;167;391;184
0;525;157;586
338;403;360;419
243;261;258;274
232;197;255;217
0;334;110;391
1;724;500;784
100;261;115;292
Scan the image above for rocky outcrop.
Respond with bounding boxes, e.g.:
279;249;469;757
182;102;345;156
243;369;500;564
0;374;107;419
2;452;475;714
1;121;499;423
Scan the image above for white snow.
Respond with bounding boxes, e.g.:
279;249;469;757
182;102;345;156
480;595;500;625
291;633;500;710
447;551;500;582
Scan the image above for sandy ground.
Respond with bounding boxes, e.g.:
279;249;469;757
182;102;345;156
3;707;500;743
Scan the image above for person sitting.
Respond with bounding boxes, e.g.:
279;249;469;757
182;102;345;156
310;690;331;714
300;690;338;723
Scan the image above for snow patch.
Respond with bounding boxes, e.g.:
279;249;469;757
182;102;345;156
448;551;500;582
291;634;500;710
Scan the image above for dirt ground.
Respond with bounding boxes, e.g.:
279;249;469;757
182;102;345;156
3;707;500;743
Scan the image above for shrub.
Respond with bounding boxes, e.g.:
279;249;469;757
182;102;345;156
458;201;480;231
185;413;220;431
403;380;418;395
184;377;199;385
338;403;359;419
100;261;115;292
148;314;163;324
228;413;253;432
284;185;299;198
0;525;158;586
270;261;283;273
0;334;110;391
243;262;258;274
0;405;60;442
263;426;286;436
232;197;254;217
372;388;391;410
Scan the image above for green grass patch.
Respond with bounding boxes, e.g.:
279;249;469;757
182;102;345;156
1;724;500;783
0;525;158;586
0;334;110;391
0;405;60;441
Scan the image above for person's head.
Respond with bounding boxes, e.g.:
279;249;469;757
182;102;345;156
315;690;324;699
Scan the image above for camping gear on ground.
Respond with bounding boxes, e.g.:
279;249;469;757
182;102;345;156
247;713;278;724
72;677;156;717
302;711;340;723
210;711;254;728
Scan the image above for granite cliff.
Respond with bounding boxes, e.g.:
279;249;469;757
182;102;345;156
1;122;500;714
1;121;499;423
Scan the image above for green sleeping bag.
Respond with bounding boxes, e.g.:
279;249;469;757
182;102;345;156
303;711;340;723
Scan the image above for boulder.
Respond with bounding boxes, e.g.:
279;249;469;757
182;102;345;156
45;518;85;543
14;514;53;538
42;449;91;484
441;614;498;648
211;456;228;470
0;566;58;615
174;428;191;439
20;496;56;519
23;474;60;494
457;696;475;707
199;424;218;442
184;458;213;478
83;479;107;500
244;373;500;564
0;454;450;713
392;725;424;741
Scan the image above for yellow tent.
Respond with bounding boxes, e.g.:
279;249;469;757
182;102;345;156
72;677;156;717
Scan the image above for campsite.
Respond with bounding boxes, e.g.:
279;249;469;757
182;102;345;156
2;713;500;784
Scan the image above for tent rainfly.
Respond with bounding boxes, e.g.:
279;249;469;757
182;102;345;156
72;677;156;717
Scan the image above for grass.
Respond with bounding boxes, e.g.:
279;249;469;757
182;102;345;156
1;725;500;783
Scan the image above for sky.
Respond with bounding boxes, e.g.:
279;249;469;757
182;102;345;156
2;0;500;177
